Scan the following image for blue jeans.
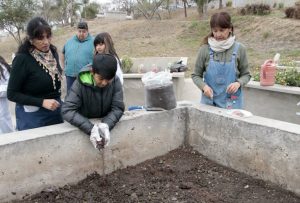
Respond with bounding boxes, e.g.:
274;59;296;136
66;76;77;94
16;101;63;131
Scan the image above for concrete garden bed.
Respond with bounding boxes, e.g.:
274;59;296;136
1;104;299;202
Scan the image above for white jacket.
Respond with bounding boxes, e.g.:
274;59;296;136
0;64;14;134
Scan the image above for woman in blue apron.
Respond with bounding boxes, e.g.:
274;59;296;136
192;12;251;109
7;17;63;130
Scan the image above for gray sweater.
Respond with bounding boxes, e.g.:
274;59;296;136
192;42;251;90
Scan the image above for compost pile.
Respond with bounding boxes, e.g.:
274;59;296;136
14;147;299;203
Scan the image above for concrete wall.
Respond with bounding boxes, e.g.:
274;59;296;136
130;57;188;73
124;77;300;125
188;105;300;196
244;81;300;125
0;105;299;201
0;109;186;202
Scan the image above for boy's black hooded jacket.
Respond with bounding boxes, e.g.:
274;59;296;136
61;65;124;135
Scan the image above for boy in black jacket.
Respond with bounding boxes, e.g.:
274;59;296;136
62;54;124;149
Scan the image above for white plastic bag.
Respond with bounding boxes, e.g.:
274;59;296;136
141;71;172;87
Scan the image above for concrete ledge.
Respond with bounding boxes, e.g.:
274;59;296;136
130;57;188;73
244;81;300;124
0;109;186;202
246;81;300;95
1;105;299;201
188;104;300;196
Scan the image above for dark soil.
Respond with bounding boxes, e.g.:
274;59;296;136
14;147;300;203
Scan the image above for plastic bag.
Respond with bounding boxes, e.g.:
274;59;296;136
170;60;188;73
141;71;172;87
141;71;177;110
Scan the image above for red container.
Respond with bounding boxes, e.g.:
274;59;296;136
260;59;276;86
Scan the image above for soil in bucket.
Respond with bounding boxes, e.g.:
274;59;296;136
145;83;177;110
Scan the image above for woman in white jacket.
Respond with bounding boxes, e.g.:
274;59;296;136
0;56;13;134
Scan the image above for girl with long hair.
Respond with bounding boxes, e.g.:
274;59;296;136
94;32;123;84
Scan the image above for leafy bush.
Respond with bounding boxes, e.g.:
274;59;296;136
252;67;300;87
240;4;271;15
121;55;133;73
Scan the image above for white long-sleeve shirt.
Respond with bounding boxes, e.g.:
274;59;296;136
0;64;14;134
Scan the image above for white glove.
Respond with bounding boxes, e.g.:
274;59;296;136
90;124;102;149
97;123;110;147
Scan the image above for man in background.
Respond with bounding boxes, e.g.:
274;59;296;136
61;21;94;92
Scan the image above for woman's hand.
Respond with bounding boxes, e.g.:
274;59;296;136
203;85;214;99
226;82;240;94
42;99;60;111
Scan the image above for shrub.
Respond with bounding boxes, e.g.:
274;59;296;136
275;68;300;86
240;4;271;15
226;0;232;7
252;67;300;87
121;55;133;73
285;2;300;19
285;7;296;18
295;8;300;19
263;32;270;39
278;3;284;9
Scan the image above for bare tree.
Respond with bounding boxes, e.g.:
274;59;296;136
195;0;212;18
136;0;166;20
117;0;135;15
183;0;187;17
38;0;59;23
219;0;223;9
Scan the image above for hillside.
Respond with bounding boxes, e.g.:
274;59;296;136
1;8;299;74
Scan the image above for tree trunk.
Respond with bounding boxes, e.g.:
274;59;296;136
183;0;187;18
219;0;223;9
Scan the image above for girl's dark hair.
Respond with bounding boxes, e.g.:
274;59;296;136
17;16;56;53
94;32;121;65
203;12;234;44
0;55;11;80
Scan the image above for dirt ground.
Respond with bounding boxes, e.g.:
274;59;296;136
13;146;300;203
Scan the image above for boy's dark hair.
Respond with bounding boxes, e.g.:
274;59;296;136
77;21;88;30
92;54;117;80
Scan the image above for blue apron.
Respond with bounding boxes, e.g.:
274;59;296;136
16;99;63;131
201;43;243;109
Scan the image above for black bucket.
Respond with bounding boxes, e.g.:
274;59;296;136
144;83;177;110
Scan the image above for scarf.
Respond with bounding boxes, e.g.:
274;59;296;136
208;35;235;53
31;49;61;89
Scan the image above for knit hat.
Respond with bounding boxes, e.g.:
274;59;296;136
92;54;117;80
77;21;88;30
